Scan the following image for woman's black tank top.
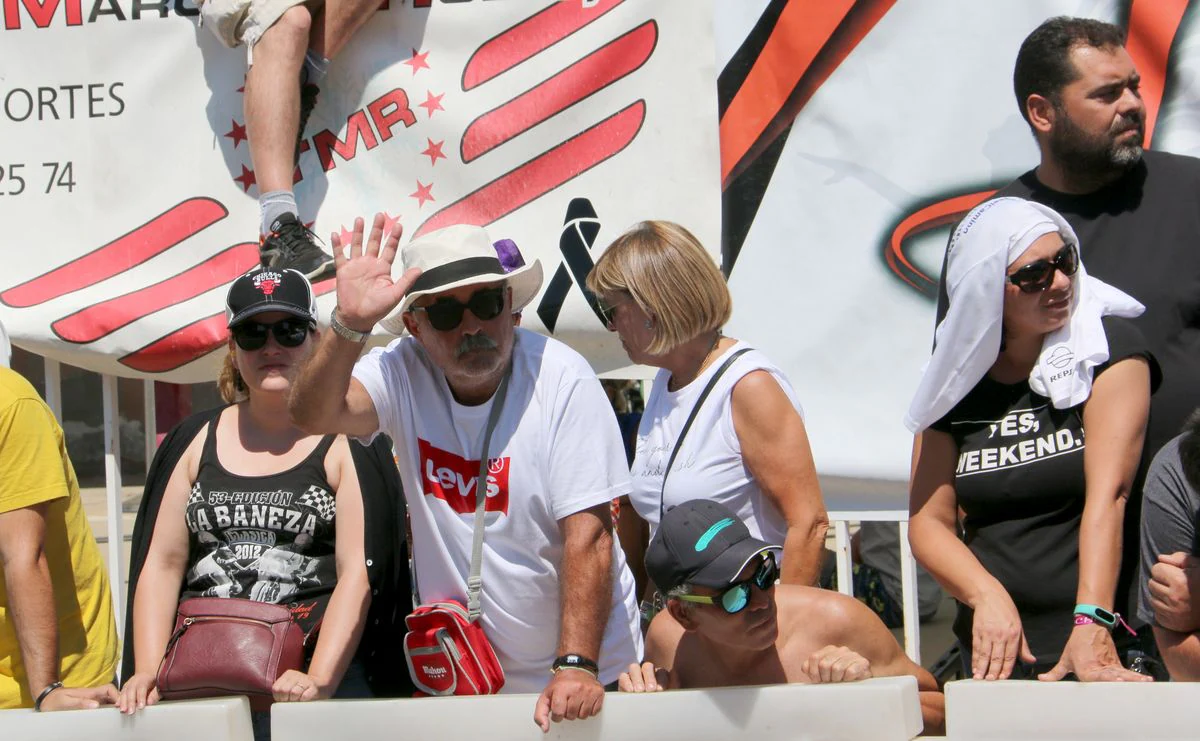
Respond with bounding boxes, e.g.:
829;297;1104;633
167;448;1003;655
181;412;338;633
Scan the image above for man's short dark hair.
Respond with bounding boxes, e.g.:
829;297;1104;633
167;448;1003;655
1013;16;1127;125
1181;409;1200;496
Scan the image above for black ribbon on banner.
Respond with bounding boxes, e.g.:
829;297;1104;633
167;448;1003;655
536;198;607;332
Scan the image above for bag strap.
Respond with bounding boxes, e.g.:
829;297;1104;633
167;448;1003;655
467;368;511;622
659;348;751;521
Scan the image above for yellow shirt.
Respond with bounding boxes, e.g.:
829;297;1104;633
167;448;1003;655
0;368;117;708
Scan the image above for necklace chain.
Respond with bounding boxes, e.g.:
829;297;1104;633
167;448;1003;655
669;332;723;391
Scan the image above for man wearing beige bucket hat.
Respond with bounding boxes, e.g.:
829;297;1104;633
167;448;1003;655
290;214;642;731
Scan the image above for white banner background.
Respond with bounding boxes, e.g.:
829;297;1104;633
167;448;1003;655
0;0;719;380
720;0;1200;478
4;0;1199;481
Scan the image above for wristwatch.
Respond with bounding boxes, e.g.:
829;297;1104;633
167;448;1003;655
551;654;599;677
330;307;370;344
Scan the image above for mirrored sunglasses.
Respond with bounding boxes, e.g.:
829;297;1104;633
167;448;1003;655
410;286;506;332
231;318;312;351
676;552;779;614
1009;243;1079;293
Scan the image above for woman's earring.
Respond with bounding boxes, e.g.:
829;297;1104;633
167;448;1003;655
644;319;653;330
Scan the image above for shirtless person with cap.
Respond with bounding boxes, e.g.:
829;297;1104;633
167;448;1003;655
620;500;943;735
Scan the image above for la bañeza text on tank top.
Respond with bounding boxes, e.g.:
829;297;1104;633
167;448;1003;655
181;415;338;634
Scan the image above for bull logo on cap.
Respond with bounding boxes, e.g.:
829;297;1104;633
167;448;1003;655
253;271;283;296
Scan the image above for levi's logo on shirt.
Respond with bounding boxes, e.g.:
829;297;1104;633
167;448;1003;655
417;438;510;515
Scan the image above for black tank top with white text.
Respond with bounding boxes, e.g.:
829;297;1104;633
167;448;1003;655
181;416;338;633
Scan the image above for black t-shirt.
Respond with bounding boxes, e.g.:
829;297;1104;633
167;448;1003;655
935;150;1200;630
182;416;339;635
932;318;1155;667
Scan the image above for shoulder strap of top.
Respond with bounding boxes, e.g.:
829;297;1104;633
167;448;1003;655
197;407;223;469
298;434;338;478
659;348;752;521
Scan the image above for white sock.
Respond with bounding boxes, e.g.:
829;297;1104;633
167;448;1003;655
303;50;330;87
260;190;297;236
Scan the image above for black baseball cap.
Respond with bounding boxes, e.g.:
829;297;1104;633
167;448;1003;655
645;499;781;593
225;268;318;328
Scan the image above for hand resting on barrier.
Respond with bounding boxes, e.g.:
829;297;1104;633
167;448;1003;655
533;666;605;733
619;645;872;693
1038;623;1153;682
617;662;669;692
39;684;120;712
273;669;330;702
800;645;872;684
118;673;159;714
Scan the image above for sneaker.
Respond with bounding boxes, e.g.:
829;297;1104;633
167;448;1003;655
296;82;320;166
260;212;335;282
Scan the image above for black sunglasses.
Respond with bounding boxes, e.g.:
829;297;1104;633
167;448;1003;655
596;296;632;327
1008;243;1079;293
231;318;312;351
676;553;779;614
410;286;506;332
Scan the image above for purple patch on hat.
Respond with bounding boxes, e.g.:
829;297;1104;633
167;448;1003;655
494;239;525;273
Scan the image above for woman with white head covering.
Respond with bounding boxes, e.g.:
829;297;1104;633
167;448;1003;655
907;198;1160;683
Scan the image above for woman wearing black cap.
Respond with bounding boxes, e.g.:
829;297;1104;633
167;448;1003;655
117;269;409;739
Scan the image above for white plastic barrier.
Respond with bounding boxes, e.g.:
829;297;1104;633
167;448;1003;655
0;696;253;741
273;677;923;741
946;680;1200;740
823;477;920;664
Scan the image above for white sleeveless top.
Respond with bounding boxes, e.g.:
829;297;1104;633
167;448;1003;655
629;341;804;550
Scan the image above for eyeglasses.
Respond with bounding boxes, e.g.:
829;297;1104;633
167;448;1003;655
676;553;779;614
231;318;312;351
597;297;631;327
1008;243;1079;293
410;286;506;332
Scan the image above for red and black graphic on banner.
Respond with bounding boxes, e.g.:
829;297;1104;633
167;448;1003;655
0;1;659;372
719;0;896;274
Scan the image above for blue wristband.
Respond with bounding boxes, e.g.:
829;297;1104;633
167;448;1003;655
1074;603;1117;629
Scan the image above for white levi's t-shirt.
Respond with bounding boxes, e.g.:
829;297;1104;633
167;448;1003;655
630;341;804;552
352;328;642;691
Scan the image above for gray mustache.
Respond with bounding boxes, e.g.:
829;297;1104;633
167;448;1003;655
456;333;498;357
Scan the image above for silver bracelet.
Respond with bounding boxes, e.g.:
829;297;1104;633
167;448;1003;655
330;307;370;344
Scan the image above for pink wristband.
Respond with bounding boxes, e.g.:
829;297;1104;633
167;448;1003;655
1074;612;1137;636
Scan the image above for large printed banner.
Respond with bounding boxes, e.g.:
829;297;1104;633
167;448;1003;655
4;0;1199;479
0;0;719;380
715;0;1199;478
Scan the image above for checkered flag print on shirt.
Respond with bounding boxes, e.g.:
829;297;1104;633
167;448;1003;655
297;485;336;521
187;482;204;507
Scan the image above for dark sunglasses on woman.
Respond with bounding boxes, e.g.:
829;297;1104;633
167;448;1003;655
676;552;779;614
1008;242;1079;293
410;286;506;332
231;318;313;351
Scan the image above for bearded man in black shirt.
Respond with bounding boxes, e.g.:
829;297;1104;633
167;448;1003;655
935;16;1200;676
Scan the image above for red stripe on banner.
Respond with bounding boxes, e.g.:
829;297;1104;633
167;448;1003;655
885;190;995;295
119;282;336;374
461;21;656;162
51;243;260;344
720;0;895;187
119;313;229;374
415;101;645;238
1126;0;1188;148
461;0;625;90
0;198;227;308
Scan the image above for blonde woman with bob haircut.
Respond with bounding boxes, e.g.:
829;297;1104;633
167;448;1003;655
587;220;827;591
